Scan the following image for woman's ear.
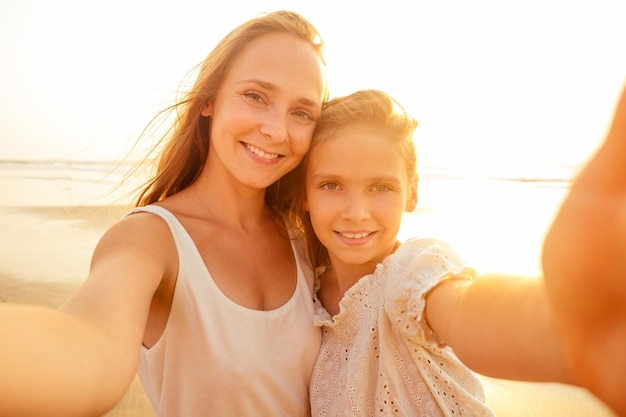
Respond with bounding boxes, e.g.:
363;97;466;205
304;199;310;212
201;99;213;117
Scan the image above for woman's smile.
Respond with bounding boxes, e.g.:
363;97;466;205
243;142;282;162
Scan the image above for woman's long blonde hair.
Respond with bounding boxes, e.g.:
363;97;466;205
128;11;327;212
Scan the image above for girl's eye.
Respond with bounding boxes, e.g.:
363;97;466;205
373;184;391;192
321;182;340;191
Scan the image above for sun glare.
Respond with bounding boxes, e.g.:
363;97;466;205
0;1;625;276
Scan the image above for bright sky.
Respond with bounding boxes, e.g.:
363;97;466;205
1;0;625;174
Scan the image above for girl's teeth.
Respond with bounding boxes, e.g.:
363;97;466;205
341;232;370;239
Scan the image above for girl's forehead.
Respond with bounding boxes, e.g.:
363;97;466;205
309;128;406;172
312;124;389;153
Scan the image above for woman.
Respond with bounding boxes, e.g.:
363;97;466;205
0;10;328;417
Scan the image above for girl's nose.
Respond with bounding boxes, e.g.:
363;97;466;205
342;192;370;222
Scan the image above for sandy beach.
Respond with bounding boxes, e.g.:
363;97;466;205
0;204;617;417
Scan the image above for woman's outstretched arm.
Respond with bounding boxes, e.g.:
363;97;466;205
0;302;139;417
542;83;626;417
0;213;172;417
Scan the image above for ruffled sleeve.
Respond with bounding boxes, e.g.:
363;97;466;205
382;237;474;343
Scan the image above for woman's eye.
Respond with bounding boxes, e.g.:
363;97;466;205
293;110;313;121
244;92;264;103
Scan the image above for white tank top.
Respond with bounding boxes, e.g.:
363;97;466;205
133;205;321;417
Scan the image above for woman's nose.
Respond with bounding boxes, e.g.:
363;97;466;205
259;107;289;143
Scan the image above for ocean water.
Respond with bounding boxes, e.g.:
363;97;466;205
0;159;579;274
0;159;145;207
401;170;573;274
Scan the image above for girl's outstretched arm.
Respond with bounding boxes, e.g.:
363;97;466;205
0;213;172;417
542;83;626;417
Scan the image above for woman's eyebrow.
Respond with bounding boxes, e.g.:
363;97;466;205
238;78;320;107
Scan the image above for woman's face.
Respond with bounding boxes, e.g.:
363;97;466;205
202;32;325;190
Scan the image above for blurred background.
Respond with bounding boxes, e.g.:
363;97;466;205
1;0;625;273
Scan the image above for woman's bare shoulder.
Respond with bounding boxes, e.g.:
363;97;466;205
62;207;178;343
102;206;174;248
78;208;177;305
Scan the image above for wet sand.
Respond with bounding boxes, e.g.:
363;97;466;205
0;205;616;417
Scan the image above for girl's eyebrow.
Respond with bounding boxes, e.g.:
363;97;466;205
238;79;321;107
308;172;339;180
369;176;402;183
310;172;402;184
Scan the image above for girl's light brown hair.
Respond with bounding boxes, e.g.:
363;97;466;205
293;89;419;268
126;10;328;211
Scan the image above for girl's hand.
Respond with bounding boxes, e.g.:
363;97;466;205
542;82;626;417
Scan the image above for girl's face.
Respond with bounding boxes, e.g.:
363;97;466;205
202;32;325;190
305;123;417;272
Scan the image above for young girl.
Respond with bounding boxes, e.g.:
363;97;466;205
0;10;327;417
295;89;572;416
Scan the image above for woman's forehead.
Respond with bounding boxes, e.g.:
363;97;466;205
226;32;325;103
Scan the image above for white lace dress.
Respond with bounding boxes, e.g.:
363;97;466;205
310;238;495;417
